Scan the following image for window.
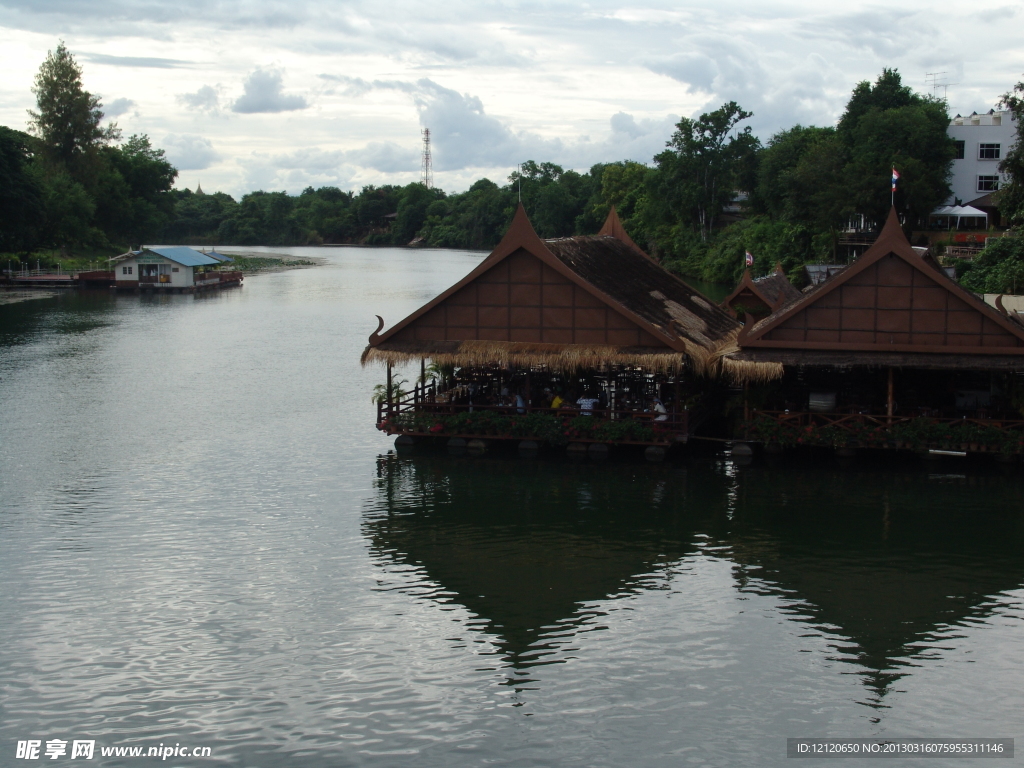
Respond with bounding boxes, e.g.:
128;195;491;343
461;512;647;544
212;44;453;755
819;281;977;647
979;143;1001;159
978;175;1000;191
122;266;127;275
171;267;179;272
954;140;965;159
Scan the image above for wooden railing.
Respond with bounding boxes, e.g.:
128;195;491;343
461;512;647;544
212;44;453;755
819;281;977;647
743;409;1024;451
377;384;690;445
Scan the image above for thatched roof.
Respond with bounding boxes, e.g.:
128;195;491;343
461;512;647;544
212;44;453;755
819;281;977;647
728;208;1024;370
362;205;782;381
722;264;802;317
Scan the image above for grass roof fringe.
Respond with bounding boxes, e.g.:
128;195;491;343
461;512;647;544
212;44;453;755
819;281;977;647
360;337;783;383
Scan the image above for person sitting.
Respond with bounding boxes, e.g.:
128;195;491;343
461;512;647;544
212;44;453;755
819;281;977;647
576;390;601;416
651;397;668;422
540;387;554;408
515;390;527;414
550;390;565;410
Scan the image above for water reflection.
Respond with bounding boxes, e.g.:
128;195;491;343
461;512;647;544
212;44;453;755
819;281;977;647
364;454;710;680
724;465;1024;707
367;454;1024;703
0;289;116;348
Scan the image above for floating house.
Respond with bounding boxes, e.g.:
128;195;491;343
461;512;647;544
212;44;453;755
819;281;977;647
112;247;242;293
726;209;1024;454
363;206;779;455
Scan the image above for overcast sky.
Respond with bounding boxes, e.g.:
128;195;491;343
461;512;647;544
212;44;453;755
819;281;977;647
1;0;1021;198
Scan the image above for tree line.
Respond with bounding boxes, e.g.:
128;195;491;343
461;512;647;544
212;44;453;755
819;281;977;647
3;42;1023;289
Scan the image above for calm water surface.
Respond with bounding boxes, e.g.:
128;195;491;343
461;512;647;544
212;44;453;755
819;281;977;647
1;246;1023;767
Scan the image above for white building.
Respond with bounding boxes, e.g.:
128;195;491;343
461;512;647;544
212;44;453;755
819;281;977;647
946;109;1017;219
112;247;237;292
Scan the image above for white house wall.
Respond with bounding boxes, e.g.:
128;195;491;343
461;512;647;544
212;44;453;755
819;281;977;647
116;257;196;288
946;110;1018;205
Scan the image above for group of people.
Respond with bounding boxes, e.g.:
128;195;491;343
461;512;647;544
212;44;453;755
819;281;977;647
458;381;669;422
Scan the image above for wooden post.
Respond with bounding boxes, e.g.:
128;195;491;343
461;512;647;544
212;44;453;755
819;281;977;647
886;367;894;423
743;380;750;423
386;363;393;419
674;372;681;421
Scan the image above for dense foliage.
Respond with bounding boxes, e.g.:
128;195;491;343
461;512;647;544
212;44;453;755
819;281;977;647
5;50;967;292
3;42;177;260
996;78;1024;227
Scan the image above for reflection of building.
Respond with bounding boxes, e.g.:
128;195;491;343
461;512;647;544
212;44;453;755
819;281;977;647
366;454;1024;699
945;109;1017;227
365;454;702;671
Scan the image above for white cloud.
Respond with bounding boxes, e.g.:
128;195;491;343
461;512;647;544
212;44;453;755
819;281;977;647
178;85;220;113
163;133;221;170
232;68;307;114
3;0;1020;199
104;97;136;118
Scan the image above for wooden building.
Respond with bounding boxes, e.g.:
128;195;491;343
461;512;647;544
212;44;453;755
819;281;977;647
726;209;1024;454
721;263;802;318
363;206;779;453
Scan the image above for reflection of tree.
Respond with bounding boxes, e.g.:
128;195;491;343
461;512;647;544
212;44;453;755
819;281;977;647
364;454;712;677
365;455;1024;701
724;466;1024;705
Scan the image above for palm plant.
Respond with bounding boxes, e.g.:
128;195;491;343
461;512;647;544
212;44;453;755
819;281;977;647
372;377;408;404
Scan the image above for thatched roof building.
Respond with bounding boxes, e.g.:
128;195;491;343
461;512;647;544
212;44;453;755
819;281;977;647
729;209;1024;370
722;264;802;317
363;206;779;380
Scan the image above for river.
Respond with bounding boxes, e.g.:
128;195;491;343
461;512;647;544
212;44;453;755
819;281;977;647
1;246;1022;766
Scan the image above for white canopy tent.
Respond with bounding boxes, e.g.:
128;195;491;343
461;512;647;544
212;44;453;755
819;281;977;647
929;205;989;230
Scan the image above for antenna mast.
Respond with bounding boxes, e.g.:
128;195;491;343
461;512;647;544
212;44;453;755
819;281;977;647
925;72;956;102
420;128;433;189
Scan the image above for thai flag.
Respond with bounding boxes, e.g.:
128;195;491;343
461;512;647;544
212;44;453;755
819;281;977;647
891;167;900;192
745;251;754;267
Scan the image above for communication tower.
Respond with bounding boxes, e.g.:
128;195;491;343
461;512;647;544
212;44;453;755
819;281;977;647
421;128;433;189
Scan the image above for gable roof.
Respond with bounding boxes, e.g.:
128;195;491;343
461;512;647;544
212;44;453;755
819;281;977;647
734;208;1024;364
117;246;221;267
362;206;771;377
722;265;802;316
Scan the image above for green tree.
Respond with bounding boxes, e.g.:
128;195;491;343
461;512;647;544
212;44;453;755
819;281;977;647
27;41;120;180
838;69;954;227
958;235;1024;293
652;102;760;242
0;126;46;253
40;169;96;252
94;135;178;244
996;78;1024;226
752;126;847;257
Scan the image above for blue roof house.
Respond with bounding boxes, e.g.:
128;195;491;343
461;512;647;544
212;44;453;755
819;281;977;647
112;247;241;292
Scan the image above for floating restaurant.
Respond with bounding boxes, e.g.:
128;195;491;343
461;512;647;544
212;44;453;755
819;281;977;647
112;247;243;293
362;205;780;458
726;209;1024;457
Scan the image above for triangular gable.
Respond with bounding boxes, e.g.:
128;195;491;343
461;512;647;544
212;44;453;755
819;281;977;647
598;206;650;260
722;269;771;317
739;208;1024;354
369;204;683;351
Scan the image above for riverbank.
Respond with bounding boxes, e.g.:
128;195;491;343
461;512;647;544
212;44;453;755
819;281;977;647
219;252;327;273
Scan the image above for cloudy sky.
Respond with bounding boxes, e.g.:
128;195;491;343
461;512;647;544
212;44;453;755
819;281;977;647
1;0;1021;198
